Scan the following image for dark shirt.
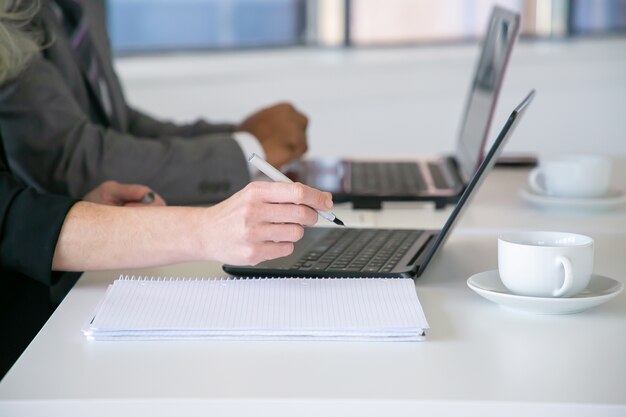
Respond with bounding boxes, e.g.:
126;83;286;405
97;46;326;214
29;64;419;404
0;156;77;379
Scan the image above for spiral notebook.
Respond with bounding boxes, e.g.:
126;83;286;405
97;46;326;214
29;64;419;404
82;276;429;342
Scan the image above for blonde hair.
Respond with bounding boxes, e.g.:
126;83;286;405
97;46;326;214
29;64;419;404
0;0;41;85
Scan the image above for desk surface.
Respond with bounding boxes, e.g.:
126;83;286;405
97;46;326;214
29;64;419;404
1;166;625;417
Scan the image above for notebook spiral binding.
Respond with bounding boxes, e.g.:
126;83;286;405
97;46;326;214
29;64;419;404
118;275;374;282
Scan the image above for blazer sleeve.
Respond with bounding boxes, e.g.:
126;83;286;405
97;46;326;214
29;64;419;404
0;57;251;205
0;164;77;287
126;106;238;139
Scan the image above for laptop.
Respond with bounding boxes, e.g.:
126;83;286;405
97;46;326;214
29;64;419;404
224;90;535;279
286;6;520;209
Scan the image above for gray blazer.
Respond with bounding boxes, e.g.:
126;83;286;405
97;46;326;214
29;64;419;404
0;0;249;204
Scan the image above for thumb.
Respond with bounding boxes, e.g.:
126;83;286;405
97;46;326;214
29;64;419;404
124;191;167;207
109;184;152;205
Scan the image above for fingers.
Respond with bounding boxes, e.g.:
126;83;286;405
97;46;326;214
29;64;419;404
283;125;307;156
243;242;295;265
106;184;153;205
245;182;333;212
86;181;165;207
125;191;167;206
291;127;308;157
124;191;166;207
150;193;167;206
282;102;309;147
276;104;308;157
242;225;300;264
107;183;166;206
255;223;305;243
208;179;329;266
287;104;308;129
293;113;308;129
241;102;309;167
263;203;319;226
82;181;145;206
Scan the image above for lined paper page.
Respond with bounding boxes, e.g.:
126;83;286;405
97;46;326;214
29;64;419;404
83;276;429;341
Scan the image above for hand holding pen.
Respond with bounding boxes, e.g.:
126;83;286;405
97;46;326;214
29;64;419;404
201;178;339;265
248;153;344;226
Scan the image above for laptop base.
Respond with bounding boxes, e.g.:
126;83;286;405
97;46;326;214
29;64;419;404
339;194;457;210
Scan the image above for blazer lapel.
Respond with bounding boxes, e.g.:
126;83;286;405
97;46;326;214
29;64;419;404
49;0;119;129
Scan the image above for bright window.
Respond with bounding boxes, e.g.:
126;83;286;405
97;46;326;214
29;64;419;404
106;0;626;54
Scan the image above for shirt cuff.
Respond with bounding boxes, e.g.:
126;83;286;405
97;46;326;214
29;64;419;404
233;131;266;177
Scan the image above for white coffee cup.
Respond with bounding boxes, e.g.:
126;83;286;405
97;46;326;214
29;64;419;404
528;154;611;198
498;231;594;298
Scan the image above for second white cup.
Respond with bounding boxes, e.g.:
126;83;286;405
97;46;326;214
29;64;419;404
498;231;594;298
528;154;611;198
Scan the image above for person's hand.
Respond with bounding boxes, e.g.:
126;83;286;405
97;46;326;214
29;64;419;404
82;181;166;206
239;102;308;167
200;181;332;265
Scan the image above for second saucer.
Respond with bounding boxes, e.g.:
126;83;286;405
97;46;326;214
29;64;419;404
519;188;626;211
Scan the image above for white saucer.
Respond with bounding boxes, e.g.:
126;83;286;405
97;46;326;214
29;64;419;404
519;188;626;211
467;270;623;315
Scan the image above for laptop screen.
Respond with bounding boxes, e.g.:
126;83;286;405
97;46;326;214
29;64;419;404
455;7;520;181
418;90;535;276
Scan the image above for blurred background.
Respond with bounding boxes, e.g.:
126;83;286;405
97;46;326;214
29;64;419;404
107;0;626;52
107;0;626;157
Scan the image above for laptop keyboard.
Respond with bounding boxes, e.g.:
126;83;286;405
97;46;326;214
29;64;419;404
427;162;450;189
291;229;422;273
351;162;428;194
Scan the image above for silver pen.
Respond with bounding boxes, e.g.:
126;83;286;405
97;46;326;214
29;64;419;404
248;153;345;226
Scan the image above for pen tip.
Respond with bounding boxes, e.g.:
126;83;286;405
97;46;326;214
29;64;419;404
333;218;345;226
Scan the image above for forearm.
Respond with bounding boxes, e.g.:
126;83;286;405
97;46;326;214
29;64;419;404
51;202;206;271
52;181;334;272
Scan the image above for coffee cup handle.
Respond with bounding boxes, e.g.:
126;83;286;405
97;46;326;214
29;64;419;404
528;168;547;195
553;255;574;297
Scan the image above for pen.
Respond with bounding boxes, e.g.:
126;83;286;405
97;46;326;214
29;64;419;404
139;191;155;204
248;153;345;226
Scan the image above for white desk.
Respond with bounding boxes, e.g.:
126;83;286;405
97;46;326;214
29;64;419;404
1;168;625;417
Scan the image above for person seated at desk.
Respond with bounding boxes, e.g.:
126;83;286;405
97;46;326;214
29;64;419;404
0;0;308;205
0;2;332;380
0;154;330;379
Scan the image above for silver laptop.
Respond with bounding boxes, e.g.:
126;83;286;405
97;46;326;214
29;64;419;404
224;90;535;279
287;6;520;209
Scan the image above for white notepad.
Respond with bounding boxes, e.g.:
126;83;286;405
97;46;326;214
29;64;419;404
83;276;429;342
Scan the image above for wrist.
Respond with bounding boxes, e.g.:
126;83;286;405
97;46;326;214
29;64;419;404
190;206;225;263
152;206;212;264
184;207;208;262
